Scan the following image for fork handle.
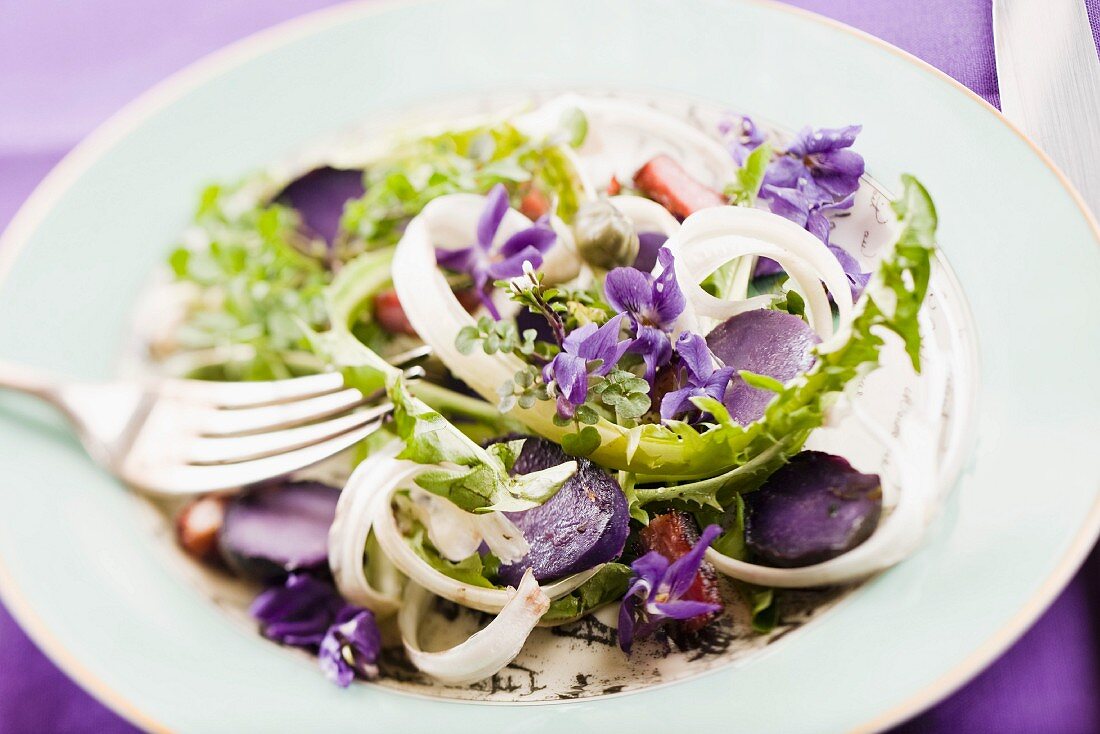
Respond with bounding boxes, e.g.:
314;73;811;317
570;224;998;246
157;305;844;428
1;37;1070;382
0;359;63;402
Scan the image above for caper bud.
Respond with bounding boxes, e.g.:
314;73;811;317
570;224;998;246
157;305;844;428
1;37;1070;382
573;199;639;270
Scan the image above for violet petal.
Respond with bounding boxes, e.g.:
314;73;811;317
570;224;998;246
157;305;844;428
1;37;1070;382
652;248;687;326
617;594;639;652
249;574;342;647
630;551;670;585
486;245;545;280
628;324;672;384
634;231;668;273
811;148;865;200
477;184;510;248
761;156;811;191
788;124;862;157
604;266;655;317
659;386;698;421
663;524;721;599
576;313;628;372
550;353;589;407
435;245;478;273
827;244;871;300
673;332;714;382
498;223;557;258
650;599;722;620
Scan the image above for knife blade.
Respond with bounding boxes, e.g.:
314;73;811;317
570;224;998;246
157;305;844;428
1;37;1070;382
993;0;1100;219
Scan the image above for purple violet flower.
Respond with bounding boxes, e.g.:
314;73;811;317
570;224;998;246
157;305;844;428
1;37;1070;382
319;606;382;688
659;332;735;421
604;248;687;383
721;115;767;166
250;573;344;646
250;575;382;688
762;180;855;244
618;523;723;653
543;313;631;418
763;124;865;201
759;181;870;298
436;183;557;319
726;119;869;295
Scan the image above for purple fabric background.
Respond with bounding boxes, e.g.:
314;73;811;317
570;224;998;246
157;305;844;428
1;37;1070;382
0;1;1097;732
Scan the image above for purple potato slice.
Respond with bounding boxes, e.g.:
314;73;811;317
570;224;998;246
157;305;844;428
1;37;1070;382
706;309;820;425
218;481;341;582
496;438;630;586
744;451;882;568
273;167;365;245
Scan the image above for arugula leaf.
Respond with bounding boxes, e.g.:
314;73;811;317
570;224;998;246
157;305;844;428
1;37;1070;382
737;370;787;395
632;432;801;511
541;563;632;624
710;493;748;559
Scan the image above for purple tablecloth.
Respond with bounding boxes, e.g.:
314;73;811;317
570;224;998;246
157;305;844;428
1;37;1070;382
1;2;1097;732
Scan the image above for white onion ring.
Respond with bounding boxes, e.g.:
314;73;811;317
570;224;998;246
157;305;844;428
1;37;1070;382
664;206;855;338
407;487;529;565
328;442;408;615
398;570;549;685
329;441;530;612
334;439;603;614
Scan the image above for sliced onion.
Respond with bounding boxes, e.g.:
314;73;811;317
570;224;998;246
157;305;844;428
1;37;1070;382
328;442;409;615
407;487;529;564
398;570;549;685
664;206;855;338
331;440;580;613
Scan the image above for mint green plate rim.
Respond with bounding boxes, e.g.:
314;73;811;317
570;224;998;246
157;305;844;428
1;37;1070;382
0;1;1097;732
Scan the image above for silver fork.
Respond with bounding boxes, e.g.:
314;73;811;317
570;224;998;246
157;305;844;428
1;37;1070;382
0;354;425;494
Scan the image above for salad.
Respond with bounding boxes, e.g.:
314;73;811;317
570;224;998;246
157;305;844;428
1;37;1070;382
163;94;940;690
